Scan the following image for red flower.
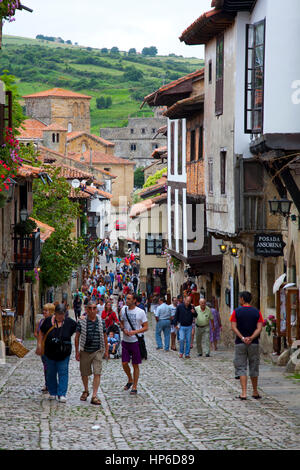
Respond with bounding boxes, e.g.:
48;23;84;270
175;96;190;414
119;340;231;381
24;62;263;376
1;175;5;179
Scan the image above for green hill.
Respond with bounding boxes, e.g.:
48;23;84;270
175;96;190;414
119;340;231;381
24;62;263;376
0;35;204;133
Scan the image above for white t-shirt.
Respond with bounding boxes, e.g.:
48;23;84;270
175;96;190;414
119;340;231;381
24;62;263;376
120;306;147;343
97;304;105;315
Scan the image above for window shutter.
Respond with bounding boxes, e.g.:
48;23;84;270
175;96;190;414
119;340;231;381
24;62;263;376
215;35;224;116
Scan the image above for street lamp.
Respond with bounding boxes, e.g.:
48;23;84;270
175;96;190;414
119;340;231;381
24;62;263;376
219;244;227;254
20;208;29;222
268;197;293;217
230;246;239;258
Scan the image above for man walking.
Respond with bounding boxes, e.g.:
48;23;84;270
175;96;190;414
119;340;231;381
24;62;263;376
75;301;109;406
174;296;197;359
230;291;264;400
195;298;214;358
155;296;172;351
120;294;148;395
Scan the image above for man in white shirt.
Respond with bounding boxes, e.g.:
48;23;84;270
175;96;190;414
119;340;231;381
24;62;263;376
120;294;148;395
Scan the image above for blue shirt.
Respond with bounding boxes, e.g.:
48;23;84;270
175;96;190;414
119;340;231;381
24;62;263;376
155;303;171;321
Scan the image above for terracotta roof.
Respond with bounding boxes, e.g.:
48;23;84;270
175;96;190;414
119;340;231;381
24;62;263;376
17;164;43;178
69;150;135;166
142;69;204;108
69;187;91;199
139;177;167;198
152;146;167;159
67;132;115;147
153;125;167;139
43;123;68;132
180;9;235;45
54;164;96;181
30;218;55;242
23;88;92;100
17;119;48;140
130;199;155;218
151;193;168;204
164;94;204;119
84;185;112;199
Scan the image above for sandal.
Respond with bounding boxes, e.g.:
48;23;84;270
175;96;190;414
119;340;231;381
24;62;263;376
252;395;262;400
80;391;90;401
236;396;247;401
124;382;133;391
130;389;137;395
91;396;102;406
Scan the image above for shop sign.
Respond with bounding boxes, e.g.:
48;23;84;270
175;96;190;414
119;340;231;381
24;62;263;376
254;233;286;257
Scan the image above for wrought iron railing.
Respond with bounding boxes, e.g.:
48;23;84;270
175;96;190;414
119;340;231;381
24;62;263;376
13;231;41;270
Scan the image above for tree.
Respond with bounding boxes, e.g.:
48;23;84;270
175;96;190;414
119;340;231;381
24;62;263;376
134;167;145;189
142;46;158;56
101;48;108;54
96;97;106;109
32;167;88;289
123;66;143;82
0;71;26;133
105;96;112;108
143;168;167;188
128;48;137;55
110;47;119;55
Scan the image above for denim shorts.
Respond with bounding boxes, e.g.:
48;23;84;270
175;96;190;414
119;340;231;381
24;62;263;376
234;343;260;377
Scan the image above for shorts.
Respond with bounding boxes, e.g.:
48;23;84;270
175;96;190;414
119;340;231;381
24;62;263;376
234;343;260;377
80;350;103;377
121;340;141;365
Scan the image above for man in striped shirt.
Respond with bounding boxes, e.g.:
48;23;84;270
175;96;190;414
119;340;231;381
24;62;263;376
75;302;109;406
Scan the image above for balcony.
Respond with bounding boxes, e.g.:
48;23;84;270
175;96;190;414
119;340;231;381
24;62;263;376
13;232;41;270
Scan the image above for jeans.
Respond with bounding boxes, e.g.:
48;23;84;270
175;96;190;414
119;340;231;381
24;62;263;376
156;320;171;351
179;326;193;356
46;356;70;397
41;355;48;388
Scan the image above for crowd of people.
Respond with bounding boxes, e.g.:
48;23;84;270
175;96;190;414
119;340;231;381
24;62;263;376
34;238;264;404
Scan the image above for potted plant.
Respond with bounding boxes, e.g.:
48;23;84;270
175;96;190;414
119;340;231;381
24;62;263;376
264;315;281;355
14;218;37;236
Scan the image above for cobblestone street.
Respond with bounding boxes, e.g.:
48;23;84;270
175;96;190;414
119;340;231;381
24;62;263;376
0;312;299;451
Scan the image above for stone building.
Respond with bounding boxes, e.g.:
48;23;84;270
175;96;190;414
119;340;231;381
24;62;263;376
100;112;167;168
23;88;92;133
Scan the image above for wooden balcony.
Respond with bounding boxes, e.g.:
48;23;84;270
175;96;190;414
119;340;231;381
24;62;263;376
13;232;41;271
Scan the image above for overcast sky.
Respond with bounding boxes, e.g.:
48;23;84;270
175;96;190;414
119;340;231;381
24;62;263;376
3;0;213;58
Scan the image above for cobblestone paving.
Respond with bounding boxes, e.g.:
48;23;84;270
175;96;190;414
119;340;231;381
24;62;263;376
0;313;299;450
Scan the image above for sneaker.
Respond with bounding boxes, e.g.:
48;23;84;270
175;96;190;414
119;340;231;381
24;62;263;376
185;356;191;359
198;354;203;357
49;395;56;400
58;396;67;403
206;354;210;357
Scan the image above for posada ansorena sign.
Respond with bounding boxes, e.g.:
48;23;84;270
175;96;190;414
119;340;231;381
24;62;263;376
254;234;286;257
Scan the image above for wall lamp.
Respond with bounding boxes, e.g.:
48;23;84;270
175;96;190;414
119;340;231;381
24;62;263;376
219;244;240;258
269;197;299;229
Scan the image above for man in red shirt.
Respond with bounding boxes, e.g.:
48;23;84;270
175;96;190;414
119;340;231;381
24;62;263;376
230;291;264;401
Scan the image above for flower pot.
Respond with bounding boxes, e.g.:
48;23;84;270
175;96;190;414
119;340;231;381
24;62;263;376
273;335;281;355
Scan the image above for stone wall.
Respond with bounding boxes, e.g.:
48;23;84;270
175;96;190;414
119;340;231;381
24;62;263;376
67;134;114;155
93;162;134;208
100;117;167;168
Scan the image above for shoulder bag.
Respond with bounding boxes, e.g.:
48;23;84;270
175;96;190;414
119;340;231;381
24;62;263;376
124;307;147;360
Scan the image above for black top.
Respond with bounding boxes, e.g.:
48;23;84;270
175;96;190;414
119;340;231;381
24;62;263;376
174;304;197;327
40;316;77;360
231;307;263;345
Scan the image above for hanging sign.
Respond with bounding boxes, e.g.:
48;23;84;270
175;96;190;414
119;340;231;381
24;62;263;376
254;233;286;257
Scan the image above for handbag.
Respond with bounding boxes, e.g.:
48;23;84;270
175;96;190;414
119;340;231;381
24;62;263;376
124;307;147;360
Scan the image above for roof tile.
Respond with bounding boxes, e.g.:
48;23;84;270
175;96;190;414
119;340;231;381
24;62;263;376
23;88;92;100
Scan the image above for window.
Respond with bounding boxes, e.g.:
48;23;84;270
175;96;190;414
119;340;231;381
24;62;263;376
152;128;156;133
198;126;203;160
145;234;163;255
104;168;111;172
170;122;175;175
141;128;146;134
178;120;182;175
82;141;87;153
52;133;55;143
208;60;212;84
130;129;134;134
245;20;265;133
220;151;226;195
216;35;224;116
208;160;214;194
190;129;196;162
56;133;60;143
130;143;137;151
68;122;73;133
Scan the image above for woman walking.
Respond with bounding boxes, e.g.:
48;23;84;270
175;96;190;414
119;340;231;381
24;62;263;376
73;294;82;322
34;303;55;393
209;302;222;351
102;301;120;330
36;304;77;403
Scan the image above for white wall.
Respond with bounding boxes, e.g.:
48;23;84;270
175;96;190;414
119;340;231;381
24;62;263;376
252;0;300;134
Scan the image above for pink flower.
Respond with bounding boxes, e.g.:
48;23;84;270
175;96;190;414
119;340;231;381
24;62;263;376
268;315;275;321
263;320;267;327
